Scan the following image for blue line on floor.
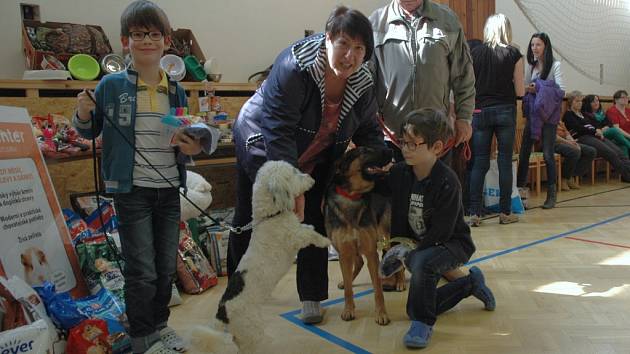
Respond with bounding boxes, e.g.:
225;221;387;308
280;211;630;353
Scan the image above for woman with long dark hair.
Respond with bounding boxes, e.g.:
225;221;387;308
516;32;565;209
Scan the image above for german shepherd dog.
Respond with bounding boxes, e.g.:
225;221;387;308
324;146;404;325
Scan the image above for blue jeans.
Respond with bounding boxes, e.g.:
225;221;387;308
469;104;516;215
405;245;473;326
517;120;557;188
114;186;180;352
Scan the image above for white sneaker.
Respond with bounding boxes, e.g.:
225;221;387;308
328;245;339;261
159;327;188;352
144;341;178;354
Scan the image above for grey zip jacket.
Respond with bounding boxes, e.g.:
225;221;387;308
370;0;475;134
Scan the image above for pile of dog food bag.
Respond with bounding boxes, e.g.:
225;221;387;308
0;196;233;353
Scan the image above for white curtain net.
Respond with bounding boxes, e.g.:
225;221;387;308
515;0;630;86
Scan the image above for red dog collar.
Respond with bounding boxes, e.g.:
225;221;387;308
335;186;362;201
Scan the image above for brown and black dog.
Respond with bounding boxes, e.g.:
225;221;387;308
324;146;404;325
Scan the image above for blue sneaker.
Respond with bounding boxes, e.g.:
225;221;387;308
404;321;433;348
469;266;496;311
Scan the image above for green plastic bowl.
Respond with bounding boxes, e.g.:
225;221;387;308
183;55;207;81
68;54;100;81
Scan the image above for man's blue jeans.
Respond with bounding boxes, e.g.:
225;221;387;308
469;104;516;215
517;120;557;188
405;245;473;326
114;186;180;352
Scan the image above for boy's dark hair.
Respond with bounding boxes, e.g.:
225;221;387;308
613;89;628;100
400;108;454;148
120;0;171;37
325;6;374;62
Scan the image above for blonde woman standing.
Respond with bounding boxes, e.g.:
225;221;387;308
468;13;524;226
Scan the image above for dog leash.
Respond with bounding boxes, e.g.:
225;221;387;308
84;92;246;234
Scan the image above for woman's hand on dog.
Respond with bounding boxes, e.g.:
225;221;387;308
366;162;393;175
294;194;305;222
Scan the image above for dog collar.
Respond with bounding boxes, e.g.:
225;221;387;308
335;186;362;201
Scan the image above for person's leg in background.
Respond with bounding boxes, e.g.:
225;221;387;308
603;127;630;158
226;163;254;277
573;144;596;187
468;109;493;226
495;105;517;223
578;135;630;182
297;163;329;324
517;119;533;188
554;143;580;191
541;123;558;209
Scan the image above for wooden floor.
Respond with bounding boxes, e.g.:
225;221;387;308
171;180;630;354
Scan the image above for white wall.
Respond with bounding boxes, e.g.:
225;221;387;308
0;0;625;95
0;0;386;82
497;1;622;96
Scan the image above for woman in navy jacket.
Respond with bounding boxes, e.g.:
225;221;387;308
228;6;386;324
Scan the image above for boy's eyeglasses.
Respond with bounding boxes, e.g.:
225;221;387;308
400;141;427;151
129;31;163;41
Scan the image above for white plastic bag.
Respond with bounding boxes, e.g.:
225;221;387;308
0;276;60;353
0;319;50;354
483;159;525;214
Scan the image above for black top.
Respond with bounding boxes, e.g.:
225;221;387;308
471;44;522;108
563;110;597;139
388;160;475;264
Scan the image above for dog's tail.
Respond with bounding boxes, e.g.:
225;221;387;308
190;322;236;353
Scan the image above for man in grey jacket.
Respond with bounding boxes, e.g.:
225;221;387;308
370;0;475;149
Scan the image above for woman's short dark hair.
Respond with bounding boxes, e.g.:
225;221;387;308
400;108;453;148
325;6;374;62
613;90;628;100
120;0;171;37
581;94;601;114
526;32;554;80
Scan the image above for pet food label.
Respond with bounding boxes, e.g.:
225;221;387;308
0;106;87;296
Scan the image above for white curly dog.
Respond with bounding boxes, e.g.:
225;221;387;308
193;160;331;353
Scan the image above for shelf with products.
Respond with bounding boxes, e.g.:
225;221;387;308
0;79;254;209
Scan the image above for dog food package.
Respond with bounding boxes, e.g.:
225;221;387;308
67;318;112;354
75;235;125;304
85;201;119;235
176;222;218;294
0;276;60;352
200;226;230;277
69;193;115;220
35;281;87;330
36;283;131;354
63;208;93;244
0;319;50;354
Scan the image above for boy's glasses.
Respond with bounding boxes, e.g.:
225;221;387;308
400;141;427;151
129;31;163;41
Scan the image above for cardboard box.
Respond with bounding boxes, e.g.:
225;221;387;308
22;19;113;71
